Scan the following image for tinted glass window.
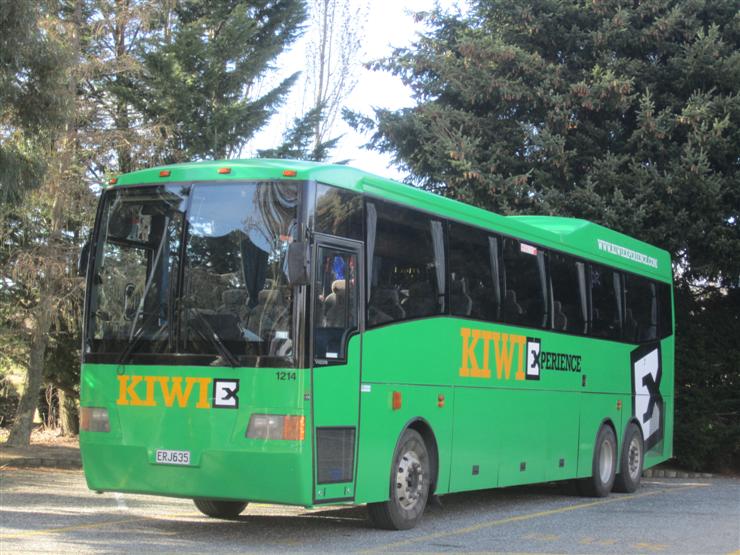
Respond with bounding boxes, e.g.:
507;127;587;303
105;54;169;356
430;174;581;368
87;186;187;356
367;200;445;326
448;222;501;321
590;264;623;340
550;253;587;334
624;274;658;342
315;184;363;240
313;246;359;361
657;283;673;339
501;239;549;328
183;182;298;360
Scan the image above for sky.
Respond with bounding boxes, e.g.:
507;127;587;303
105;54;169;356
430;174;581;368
244;0;465;180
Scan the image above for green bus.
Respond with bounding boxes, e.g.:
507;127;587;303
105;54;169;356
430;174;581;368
79;159;673;530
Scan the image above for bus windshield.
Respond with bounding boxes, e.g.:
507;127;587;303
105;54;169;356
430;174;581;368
85;181;299;366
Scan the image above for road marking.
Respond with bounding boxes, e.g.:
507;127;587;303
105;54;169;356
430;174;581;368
632;542;669;551
0;510;196;540
523;532;559;541
360;484;706;554
580;536;617;545
113;493;128;510
0;516;150;540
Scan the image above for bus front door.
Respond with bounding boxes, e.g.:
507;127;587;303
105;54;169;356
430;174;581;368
310;236;363;504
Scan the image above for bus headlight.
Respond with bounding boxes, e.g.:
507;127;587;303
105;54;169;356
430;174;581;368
80;407;110;432
246;414;305;440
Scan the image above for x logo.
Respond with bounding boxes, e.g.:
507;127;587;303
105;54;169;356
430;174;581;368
642;372;660;422
530;349;540;369
221;386;238;401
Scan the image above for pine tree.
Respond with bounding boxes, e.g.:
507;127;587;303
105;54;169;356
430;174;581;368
0;0;71;203
131;0;307;162
351;0;740;470
257;104;340;161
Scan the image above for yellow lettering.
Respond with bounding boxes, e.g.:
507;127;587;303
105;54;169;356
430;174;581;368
512;335;527;380
157;377;195;408
493;333;516;380
141;376;157;406
479;331;496;378
116;375;144;405
194;377;212;409
460;328;490;378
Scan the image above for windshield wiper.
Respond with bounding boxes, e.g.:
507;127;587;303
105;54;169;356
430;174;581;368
116;312;166;365
180;300;240;367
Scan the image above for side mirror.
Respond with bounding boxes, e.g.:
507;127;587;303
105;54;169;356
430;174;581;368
123;283;138;320
78;239;91;278
286;241;309;286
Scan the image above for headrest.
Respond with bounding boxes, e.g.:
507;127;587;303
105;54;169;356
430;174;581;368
222;289;246;306
332;279;346;294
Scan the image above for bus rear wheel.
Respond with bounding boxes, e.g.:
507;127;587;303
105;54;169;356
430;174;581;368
367;428;430;530
577;424;617;497
193;498;248;519
613;422;643;493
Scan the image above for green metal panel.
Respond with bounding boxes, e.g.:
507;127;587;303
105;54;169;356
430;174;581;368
312;337;362;502
80;363;313;505
354;382;454;504
448;387;502;492
355;316;671;502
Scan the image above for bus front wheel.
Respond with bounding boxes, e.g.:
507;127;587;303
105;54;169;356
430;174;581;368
613;422;644;493
367;428;431;530
577;424;617;497
193;498;248;519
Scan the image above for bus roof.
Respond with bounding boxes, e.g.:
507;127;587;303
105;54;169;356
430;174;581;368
109;158;672;283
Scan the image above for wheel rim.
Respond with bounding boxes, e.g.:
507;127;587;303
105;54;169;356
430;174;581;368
394;449;424;510
627;435;642;481
599;438;614;484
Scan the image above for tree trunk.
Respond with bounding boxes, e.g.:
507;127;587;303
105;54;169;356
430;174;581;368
6;299;53;447
58;388;79;436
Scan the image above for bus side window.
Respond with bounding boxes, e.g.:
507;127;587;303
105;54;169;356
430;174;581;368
448;222;501;321
550;253;587;334
501;238;549;328
589;264;623;340
657;283;673;339
624;274;658;343
366;200;445;327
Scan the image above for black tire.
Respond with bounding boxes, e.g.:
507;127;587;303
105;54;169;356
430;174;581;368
613;422;644;493
577;425;617;497
367;429;431;530
193;498;248;519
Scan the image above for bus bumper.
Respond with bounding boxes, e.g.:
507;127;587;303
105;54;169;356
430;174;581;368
80;439;313;506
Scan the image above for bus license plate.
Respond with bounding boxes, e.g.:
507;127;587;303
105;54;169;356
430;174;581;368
155;449;191;465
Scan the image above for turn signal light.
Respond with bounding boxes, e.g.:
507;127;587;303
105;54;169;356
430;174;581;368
283;415;305;441
246;414;305;440
80;407;110;432
392;391;402;411
108;177;118;185
218;167;231;174
282;169;297;177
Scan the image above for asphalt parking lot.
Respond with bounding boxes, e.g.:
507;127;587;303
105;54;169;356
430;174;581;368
1;468;738;553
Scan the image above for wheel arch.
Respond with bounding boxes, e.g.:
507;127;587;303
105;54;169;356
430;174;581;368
404;417;440;495
620;417;644;464
598;416;618;455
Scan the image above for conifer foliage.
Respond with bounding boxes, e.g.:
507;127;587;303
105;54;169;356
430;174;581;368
351;1;739;470
133;0;307;163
